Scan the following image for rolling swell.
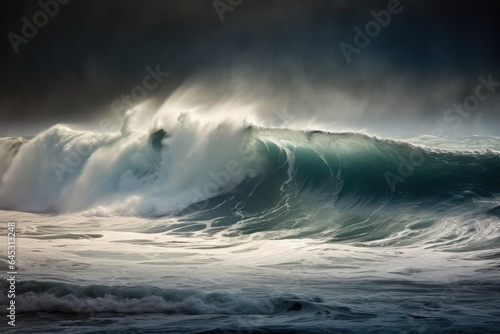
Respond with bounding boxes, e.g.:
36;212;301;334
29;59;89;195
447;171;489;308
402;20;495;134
2;280;498;334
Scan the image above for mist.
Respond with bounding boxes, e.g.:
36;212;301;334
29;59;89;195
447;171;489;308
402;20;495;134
1;0;499;136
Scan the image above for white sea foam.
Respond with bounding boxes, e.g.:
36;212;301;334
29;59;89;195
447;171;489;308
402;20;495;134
0;111;262;215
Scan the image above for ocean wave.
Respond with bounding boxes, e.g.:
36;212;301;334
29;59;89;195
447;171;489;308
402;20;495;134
0;280;316;316
0;113;499;246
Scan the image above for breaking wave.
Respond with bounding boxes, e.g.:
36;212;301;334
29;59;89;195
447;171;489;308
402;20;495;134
0;112;499;248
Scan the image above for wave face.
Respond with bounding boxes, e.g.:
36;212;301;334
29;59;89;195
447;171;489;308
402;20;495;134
1;116;499;248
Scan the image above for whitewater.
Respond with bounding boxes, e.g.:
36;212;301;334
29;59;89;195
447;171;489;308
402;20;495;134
0;107;499;333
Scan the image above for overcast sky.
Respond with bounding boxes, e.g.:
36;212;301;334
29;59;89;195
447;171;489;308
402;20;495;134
1;0;499;136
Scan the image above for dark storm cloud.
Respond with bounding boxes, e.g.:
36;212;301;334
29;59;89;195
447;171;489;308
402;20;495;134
1;0;499;135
